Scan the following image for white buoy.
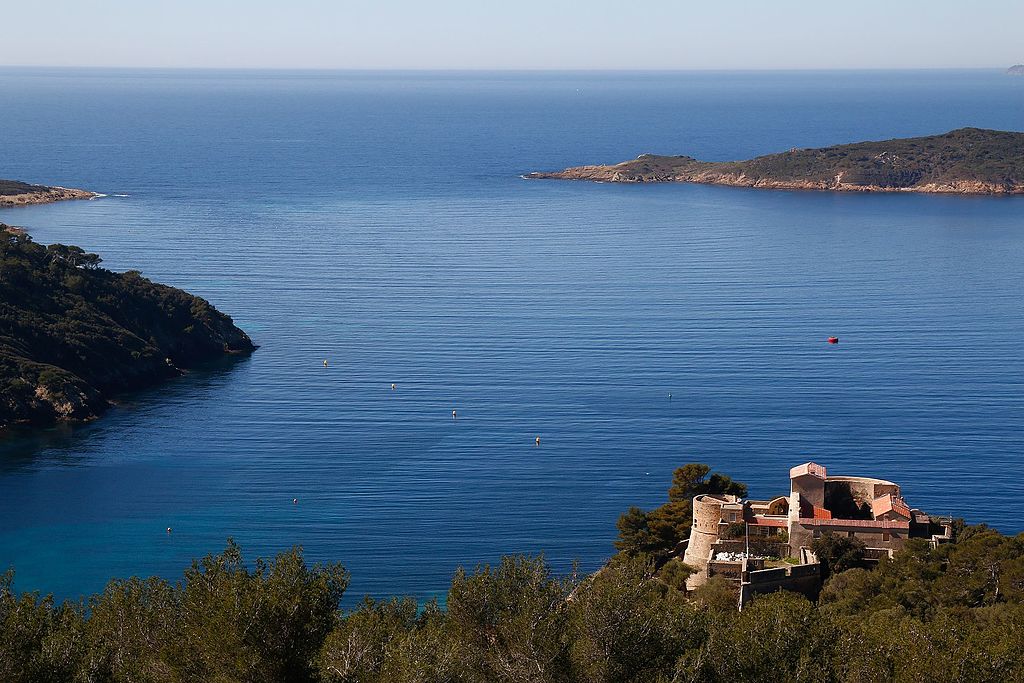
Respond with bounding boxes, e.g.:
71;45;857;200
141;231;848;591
166;527;172;534
323;359;328;367
452;409;457;419
391;383;396;391
535;436;541;446
292;498;298;505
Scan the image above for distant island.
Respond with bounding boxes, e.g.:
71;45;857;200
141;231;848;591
527;128;1024;195
1;224;255;430
0;178;96;207
1008;64;1024;76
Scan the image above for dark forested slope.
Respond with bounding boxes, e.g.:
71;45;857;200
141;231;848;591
0;225;255;428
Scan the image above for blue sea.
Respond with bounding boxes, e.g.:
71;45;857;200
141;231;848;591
1;69;1022;604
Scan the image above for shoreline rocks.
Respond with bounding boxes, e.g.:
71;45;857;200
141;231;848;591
0;180;97;207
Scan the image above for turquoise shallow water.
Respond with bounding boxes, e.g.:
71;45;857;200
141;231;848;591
1;69;1023;603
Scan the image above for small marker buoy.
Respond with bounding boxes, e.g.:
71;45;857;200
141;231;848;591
668;393;672;399
391;383;396;391
535;436;541;446
323;359;329;367
452;409;457;419
827;336;839;344
166;527;172;534
292;498;298;505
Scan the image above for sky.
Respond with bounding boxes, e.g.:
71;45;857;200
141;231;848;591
1;0;1021;70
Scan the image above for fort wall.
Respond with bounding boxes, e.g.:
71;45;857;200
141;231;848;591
739;562;822;607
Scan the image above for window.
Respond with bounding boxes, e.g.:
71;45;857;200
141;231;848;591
812;529;821;539
848;531;855;538
883;532;890;542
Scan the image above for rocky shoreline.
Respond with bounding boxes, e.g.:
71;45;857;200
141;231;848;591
527;128;1024;196
1;224;256;430
0;179;97;207
526;167;1024;195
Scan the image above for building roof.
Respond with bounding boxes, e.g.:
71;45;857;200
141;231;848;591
749;516;787;528
789;462;827;480
872;494;911;520
798;517;910;530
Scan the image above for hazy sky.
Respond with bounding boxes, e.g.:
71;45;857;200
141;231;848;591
2;0;1021;70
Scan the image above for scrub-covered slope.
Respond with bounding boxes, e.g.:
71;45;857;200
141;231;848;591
0;225;255;428
528;128;1024;194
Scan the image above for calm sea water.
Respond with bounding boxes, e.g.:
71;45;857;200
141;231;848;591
1;69;1023;604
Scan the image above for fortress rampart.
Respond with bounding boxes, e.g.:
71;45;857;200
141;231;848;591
679;461;951;601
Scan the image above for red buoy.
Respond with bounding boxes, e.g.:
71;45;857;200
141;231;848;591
827;336;839;344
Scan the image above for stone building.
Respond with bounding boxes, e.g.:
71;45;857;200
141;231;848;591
682;461;949;590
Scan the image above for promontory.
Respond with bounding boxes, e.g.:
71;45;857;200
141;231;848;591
527;128;1024;195
1;224;256;429
1;178;96;207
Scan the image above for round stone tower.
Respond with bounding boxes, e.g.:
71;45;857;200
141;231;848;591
682;494;731;588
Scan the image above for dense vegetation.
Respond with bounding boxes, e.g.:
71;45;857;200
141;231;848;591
0;225;255;428
536;128;1024;192
3;464;1023;682
0;179;46;196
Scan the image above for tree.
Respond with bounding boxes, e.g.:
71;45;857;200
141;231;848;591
45;243;103;269
811;532;866;581
445;555;574;682
615;507;657;557
169;540;349;682
317;597;419;683
657;558;696;592
668;463;747;503
567;555;703;683
615;464;749;560
0;570;85;683
679;592;821;682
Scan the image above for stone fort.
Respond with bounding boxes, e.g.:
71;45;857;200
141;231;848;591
682;461;951;595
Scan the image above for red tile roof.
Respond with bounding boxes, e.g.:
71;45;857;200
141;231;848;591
798;518;910;530
749;516;788;528
872;494;911;520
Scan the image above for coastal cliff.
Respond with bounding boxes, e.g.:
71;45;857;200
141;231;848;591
0;224;255;429
527;128;1024;195
0;178;96;207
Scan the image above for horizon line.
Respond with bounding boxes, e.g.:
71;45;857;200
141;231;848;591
0;65;1017;73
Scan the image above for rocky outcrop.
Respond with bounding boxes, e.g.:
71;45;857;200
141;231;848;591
1008;65;1024;76
0;179;97;207
1;225;256;430
527;128;1024;195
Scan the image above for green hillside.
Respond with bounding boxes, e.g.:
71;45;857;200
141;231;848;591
0;225;255;429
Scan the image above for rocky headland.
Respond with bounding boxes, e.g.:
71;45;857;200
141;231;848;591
0;178;97;207
1008;65;1024;76
527;128;1024;195
1;224;256;429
